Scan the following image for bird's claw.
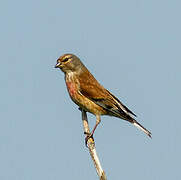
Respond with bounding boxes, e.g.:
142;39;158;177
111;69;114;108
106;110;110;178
84;132;94;147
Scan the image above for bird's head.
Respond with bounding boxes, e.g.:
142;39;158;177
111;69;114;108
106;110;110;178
55;54;84;73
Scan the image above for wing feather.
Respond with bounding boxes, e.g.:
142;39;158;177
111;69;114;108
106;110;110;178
78;71;136;119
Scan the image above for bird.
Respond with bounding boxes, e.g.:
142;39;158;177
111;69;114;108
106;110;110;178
55;53;152;143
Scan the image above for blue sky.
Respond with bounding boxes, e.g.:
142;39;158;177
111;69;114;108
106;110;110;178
0;0;180;179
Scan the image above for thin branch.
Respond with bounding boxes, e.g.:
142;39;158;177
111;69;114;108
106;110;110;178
81;109;107;180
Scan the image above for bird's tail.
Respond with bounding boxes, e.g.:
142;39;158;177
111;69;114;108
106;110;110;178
131;119;152;138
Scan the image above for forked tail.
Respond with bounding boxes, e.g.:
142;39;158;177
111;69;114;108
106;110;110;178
132;119;152;138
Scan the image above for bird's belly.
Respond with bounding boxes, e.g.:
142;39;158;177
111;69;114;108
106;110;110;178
72;93;107;115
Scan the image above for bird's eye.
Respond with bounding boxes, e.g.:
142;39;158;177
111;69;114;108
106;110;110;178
62;58;69;62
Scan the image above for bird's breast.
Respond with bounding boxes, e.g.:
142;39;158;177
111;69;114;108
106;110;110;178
66;81;77;97
65;72;77;98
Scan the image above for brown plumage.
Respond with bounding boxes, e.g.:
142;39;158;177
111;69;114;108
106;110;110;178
55;53;152;140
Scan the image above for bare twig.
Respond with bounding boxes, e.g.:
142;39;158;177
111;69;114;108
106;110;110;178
81;109;107;180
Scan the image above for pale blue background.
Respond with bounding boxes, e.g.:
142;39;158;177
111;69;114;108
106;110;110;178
0;0;180;179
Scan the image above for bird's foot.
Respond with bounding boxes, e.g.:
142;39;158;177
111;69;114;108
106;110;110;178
84;132;94;147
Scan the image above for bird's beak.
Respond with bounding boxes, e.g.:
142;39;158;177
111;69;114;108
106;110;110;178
54;61;61;68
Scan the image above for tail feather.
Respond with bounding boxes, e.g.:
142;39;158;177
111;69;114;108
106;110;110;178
132;119;152;138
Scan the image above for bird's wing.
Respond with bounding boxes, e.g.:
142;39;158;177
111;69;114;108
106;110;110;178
78;72;136;118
